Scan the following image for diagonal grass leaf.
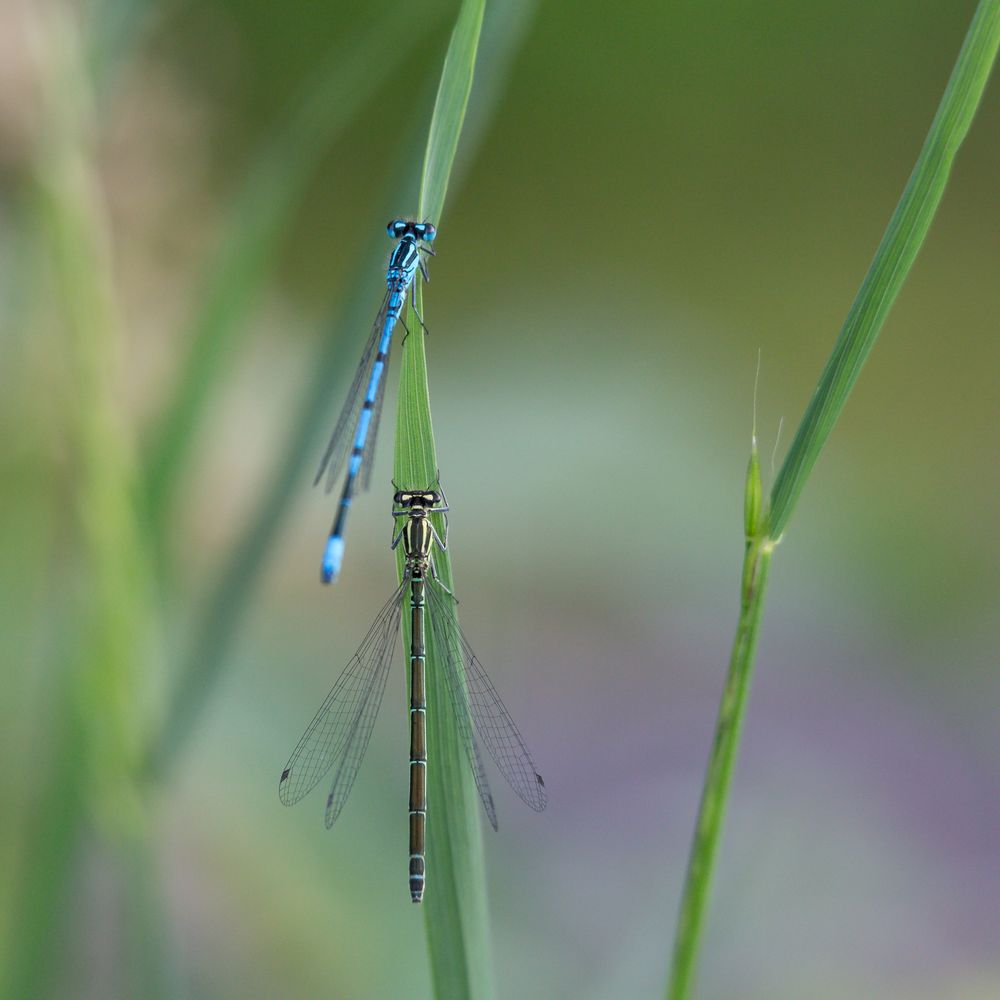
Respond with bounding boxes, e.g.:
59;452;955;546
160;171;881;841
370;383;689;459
667;4;1000;999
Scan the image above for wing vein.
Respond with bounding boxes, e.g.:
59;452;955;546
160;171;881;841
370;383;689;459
278;579;406;812
314;291;391;492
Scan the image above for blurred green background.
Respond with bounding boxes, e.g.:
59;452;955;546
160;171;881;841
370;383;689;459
2;0;999;998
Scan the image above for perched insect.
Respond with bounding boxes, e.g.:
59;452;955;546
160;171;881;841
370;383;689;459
315;220;437;583
280;484;547;902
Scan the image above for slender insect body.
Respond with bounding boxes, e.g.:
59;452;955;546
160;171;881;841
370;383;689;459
408;570;428;901
395;489;446;901
316;222;437;583
280;483;546;903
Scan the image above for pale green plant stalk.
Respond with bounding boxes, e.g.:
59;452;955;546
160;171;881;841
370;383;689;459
667;3;1000;998
395;290;494;999
32;4;152;821
4;6;165;998
392;1;494;996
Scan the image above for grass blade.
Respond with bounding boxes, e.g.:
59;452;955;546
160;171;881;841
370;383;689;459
418;0;486;224
5;6;161;996
666;529;775;1000
667;4;1000;998
1;708;86;1000
452;0;536;188
395;310;495;999
392;1;494;996
767;0;1000;540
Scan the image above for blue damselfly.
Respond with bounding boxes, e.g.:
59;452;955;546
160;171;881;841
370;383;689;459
315;220;437;583
279;485;546;902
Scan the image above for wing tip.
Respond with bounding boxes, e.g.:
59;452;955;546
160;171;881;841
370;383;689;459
533;773;548;812
324;791;339;829
278;767;293;804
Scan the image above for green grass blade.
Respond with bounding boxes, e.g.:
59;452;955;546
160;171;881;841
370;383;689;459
142;5;436;539
1;708;86;1000
668;4;1000;998
418;0;486;223
451;0;537;189
5;7;162;997
666;537;774;1000
393;1;494;996
767;0;1000;540
395;297;494;1000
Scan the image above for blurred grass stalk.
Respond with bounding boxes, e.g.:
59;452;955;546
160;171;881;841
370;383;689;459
87;0;157;93
5;3;167;998
667;3;1000;998
392;0;495;996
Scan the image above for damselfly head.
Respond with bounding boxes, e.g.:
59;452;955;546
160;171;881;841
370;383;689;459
387;220;436;242
394;489;441;508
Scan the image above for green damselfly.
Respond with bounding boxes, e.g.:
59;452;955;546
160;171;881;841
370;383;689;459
279;484;546;901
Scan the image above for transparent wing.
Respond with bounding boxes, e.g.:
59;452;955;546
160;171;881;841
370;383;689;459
323;610;397;827
360;332;390;493
314;291;390;493
427;581;547;815
278;579;405;815
425;584;498;830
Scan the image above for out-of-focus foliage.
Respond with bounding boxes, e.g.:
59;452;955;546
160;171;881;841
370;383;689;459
2;1;999;998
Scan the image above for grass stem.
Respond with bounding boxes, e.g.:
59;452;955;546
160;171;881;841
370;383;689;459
392;1;495;996
667;3;1000;997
